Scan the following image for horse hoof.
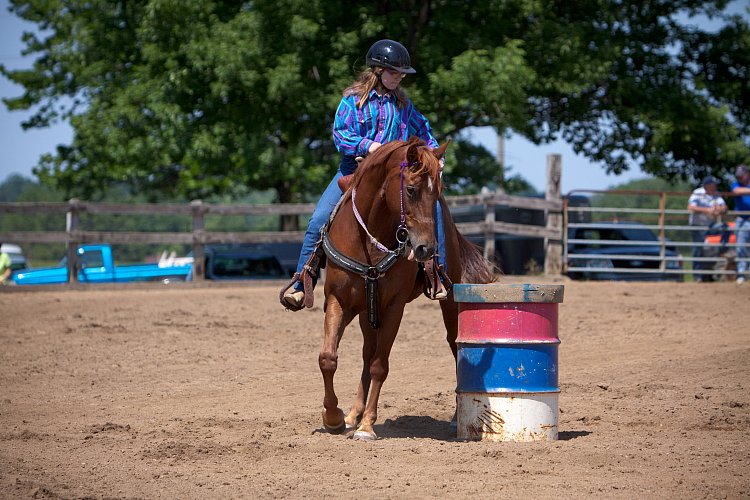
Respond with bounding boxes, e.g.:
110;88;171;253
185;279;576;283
352;429;377;441
344;413;361;430
322;409;346;434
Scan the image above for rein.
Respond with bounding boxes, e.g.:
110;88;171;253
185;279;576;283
322;160;419;329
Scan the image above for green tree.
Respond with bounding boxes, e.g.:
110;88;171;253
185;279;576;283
0;174;40;202
0;174;65;264
449;140;535;195
2;0;748;207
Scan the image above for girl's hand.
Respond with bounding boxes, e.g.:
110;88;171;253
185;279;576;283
368;142;382;154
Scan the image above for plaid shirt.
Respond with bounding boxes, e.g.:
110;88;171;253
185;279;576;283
332;89;438;158
688;187;726;226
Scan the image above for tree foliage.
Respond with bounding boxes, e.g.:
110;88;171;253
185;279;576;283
2;0;749;203
449;139;534;195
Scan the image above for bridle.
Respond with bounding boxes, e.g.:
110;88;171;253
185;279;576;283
322;159;421;329
351;161;412;253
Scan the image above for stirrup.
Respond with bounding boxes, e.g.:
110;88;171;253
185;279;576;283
283;289;305;310
278;244;324;311
432;283;449;300
423;257;452;301
279;273;305;311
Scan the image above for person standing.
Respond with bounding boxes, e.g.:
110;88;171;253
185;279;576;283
0;243;12;285
281;39;445;310
731;164;750;285
687;176;727;282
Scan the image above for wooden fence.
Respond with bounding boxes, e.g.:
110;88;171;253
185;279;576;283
0;156;563;283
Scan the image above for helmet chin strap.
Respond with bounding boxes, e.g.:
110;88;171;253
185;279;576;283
374;67;385;89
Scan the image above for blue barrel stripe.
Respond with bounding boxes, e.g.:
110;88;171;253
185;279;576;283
456;343;559;393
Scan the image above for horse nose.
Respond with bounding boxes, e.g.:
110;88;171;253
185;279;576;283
413;244;435;262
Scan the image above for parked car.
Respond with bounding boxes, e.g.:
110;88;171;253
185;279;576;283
566;221;683;281
1;243;27;271
200;244;286;281
228;242;301;277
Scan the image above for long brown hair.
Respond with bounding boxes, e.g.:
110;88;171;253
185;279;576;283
343;67;408;109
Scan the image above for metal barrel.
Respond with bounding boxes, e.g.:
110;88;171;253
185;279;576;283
453;283;564;442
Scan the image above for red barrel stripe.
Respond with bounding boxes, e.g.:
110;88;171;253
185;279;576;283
457;302;559;343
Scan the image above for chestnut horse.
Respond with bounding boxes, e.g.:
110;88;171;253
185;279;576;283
319;137;495;440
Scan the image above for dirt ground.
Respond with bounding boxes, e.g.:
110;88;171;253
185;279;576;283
1;277;749;499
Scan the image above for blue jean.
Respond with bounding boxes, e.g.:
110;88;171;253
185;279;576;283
293;170;347;290
736;217;749;278
690;226;707;279
435;199;446;269
293;164;447;291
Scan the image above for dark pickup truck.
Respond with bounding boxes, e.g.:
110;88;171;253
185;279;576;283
566;221;683;281
200;245;288;280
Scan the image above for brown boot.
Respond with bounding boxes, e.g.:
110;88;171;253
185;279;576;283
279;246;325;311
282;289;305;310
279;272;307;311
433;282;448;300
423;257;451;300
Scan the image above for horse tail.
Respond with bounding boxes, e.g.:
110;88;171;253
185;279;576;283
456;230;499;284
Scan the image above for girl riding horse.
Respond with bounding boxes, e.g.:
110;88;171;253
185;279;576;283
282;39;448;310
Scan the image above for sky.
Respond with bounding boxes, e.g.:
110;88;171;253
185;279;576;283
1;0;747;195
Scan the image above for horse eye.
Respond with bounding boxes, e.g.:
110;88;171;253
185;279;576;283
406;185;418;198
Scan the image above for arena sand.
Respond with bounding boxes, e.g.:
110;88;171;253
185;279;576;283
1;278;748;498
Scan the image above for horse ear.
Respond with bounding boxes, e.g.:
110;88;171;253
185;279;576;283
433;139;451;160
406;141;420;166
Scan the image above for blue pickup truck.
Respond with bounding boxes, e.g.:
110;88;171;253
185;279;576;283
11;244;193;285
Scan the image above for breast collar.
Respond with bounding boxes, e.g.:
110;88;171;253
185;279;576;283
320;161;414;329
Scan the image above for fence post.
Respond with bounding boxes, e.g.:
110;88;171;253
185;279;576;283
65;198;80;284
658;191;667;272
562;196;570;274
191;200;206;281
544;155;562;275
483;191;496;264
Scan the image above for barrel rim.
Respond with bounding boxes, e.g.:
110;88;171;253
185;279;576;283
453;283;564;303
455;389;561;395
457;339;561;345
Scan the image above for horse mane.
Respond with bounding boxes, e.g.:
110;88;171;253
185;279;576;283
351;137;442;193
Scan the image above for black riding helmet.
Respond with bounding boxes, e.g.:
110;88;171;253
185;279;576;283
366;39;416;74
